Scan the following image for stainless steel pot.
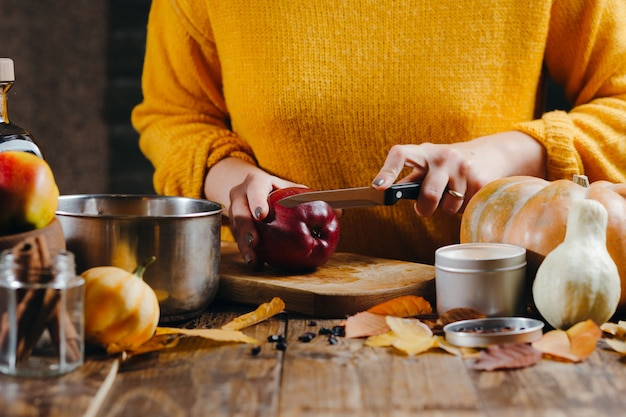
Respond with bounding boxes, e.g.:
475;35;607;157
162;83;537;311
56;194;224;322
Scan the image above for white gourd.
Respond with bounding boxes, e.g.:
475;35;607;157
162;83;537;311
532;199;621;329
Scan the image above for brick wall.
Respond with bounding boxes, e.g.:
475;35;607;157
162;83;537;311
3;0;109;194
108;0;154;194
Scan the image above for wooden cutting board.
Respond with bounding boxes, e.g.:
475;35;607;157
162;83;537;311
216;241;436;318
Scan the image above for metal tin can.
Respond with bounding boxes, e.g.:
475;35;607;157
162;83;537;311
435;243;527;317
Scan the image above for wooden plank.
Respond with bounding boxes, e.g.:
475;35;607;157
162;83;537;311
217;242;435;318
278;318;483;416
0;355;119;417
465;339;626;417
95;306;285;417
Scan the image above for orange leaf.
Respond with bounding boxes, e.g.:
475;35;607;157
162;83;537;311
366;295;432;317
345;312;390;338
566;319;601;360
532;329;580;362
221;297;285;331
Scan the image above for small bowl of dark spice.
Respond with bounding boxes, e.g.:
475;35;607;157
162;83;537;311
443;317;544;347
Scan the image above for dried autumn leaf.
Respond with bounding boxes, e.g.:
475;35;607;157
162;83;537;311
436;308;487;327
567;319;601;360
472;343;542;371
532;329;580;362
601;321;626;339
393;333;437;356
385;316;436;356
364;317;438;356
157;327;259;344
602;320;626;355
366;295;432;317
386;316;433;338
365;331;397;347
435;336;481;359
121;333;180;357
421;308;487;336
605;338;626;354
345;312;390;339
221;297;285;331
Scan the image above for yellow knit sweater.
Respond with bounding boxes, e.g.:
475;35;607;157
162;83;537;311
132;0;626;264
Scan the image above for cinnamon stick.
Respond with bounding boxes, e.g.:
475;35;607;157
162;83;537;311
47;303;82;363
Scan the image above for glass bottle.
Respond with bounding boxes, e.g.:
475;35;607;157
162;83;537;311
0;58;43;158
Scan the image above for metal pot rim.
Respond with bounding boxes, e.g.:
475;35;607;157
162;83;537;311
56;194;224;219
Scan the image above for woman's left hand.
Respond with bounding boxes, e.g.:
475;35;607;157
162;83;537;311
371;131;547;216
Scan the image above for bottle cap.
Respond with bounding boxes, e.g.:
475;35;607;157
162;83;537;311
0;59;15;82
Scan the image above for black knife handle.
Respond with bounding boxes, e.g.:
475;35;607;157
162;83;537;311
383;182;422;205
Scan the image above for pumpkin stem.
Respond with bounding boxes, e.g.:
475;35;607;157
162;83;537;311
572;174;590;188
133;256;156;280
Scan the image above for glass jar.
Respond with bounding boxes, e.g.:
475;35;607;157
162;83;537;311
0;250;84;377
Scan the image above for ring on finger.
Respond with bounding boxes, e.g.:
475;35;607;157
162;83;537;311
447;189;465;199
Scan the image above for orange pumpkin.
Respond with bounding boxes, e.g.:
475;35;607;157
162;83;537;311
82;258;160;354
460;176;626;308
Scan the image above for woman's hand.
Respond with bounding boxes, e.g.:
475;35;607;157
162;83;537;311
204;157;301;268
371;131;547;216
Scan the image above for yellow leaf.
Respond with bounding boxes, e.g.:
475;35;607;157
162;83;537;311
221;297;285;331
385;316;433;337
601;321;626;339
393;334;437;356
365;331;398;347
383;316;437;356
121;333;180;357
605;338;626;354
157;327;258;344
434;336;481;358
367;295;433;317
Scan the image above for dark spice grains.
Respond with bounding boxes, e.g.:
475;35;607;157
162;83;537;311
298;332;316;342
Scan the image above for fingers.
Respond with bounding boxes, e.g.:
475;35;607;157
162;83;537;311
374;143;472;217
228;173;302;269
372;144;427;189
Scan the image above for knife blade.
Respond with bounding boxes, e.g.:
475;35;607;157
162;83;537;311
277;182;422;209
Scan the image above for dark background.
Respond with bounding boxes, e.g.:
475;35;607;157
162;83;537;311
3;1;570;197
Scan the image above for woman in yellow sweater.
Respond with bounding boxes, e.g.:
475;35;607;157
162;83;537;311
132;0;626;268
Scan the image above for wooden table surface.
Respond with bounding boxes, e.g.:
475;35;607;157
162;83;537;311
2;300;626;417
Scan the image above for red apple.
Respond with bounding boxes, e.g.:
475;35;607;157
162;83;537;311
0;151;59;235
254;187;340;271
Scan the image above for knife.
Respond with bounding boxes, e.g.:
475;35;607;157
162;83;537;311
277;182;422;209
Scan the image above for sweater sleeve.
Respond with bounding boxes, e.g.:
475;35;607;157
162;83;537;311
131;0;256;198
515;0;626;183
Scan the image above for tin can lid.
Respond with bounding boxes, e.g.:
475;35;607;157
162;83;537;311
435;243;526;271
443;317;544;347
